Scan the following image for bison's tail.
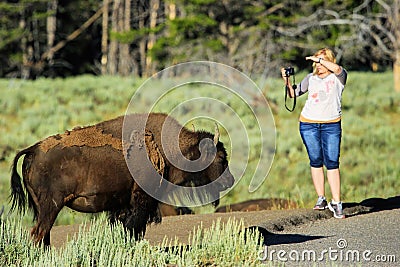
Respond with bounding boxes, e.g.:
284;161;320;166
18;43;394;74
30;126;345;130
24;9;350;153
10;144;37;215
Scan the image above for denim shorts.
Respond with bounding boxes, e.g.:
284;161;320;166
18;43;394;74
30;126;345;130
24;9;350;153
299;121;342;170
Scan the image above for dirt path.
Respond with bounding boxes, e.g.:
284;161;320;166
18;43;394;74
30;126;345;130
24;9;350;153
51;196;400;250
50;195;400;248
50;208;332;248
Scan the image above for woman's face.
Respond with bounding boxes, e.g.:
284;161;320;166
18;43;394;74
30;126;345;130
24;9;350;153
316;54;329;77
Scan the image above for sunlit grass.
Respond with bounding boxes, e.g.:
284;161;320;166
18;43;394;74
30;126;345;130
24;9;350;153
0;71;399;222
0;214;266;266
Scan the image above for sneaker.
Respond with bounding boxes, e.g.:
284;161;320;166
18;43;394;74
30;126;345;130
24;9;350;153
328;201;345;219
313;196;328;210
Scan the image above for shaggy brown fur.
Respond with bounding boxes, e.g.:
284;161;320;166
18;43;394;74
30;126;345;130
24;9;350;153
10;113;234;246
39;126;123;153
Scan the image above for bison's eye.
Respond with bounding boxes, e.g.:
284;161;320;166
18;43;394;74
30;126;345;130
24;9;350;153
214;157;228;169
213;156;223;163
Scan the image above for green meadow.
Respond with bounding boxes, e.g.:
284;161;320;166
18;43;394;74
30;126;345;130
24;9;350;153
0;72;398;265
0;72;399;222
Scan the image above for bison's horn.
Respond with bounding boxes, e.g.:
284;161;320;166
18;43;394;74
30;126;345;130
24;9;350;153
214;122;220;145
191;123;196;132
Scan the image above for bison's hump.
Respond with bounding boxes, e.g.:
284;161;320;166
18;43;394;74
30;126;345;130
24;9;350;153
39;125;122;153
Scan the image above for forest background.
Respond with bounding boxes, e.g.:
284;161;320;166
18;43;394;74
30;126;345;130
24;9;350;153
0;0;399;91
0;0;399;224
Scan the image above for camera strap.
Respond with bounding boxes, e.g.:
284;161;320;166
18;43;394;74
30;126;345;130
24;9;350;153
284;77;296;112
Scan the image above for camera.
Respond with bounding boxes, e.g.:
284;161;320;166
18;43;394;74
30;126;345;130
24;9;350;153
284;67;295;77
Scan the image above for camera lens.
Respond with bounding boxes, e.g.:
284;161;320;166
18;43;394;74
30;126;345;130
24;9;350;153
285;67;294;76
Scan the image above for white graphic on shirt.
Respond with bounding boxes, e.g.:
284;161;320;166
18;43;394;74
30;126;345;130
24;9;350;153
310;79;334;104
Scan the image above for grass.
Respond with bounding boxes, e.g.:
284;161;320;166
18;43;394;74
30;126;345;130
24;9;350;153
0;71;398;265
0;214;266;266
0;71;399;222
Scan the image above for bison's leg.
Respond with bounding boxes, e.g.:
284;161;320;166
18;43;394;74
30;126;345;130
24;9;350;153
119;189;161;241
28;189;65;246
119;206;149;240
31;204;63;246
108;208;146;240
131;221;146;241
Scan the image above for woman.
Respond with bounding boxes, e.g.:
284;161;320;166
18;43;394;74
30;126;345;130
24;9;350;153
281;48;348;219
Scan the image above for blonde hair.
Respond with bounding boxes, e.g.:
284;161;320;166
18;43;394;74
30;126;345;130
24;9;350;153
313;48;336;75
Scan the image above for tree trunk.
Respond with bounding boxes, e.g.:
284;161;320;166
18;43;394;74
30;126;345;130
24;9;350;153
145;0;160;77
393;0;400;92
138;2;146;77
46;0;58;76
101;0;110;75
166;1;176;20
108;0;121;75
119;0;131;76
20;10;30;79
130;0;139;76
41;7;104;62
395;50;400;92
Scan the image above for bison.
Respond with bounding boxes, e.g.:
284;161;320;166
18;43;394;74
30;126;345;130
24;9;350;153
159;203;194;217
215;198;298;213
10;113;234;245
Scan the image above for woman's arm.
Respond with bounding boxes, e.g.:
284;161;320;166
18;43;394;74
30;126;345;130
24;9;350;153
305;56;342;75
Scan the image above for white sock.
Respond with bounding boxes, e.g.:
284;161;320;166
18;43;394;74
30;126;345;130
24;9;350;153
331;199;341;204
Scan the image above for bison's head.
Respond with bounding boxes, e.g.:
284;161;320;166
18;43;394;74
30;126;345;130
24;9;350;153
167;125;235;207
201;141;235;207
126;114;235;207
200;139;235;191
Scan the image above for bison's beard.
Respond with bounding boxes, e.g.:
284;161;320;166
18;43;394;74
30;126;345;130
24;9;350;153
163;184;222;208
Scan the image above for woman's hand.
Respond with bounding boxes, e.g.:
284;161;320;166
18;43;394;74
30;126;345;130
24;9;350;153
281;67;295;98
281;67;288;80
